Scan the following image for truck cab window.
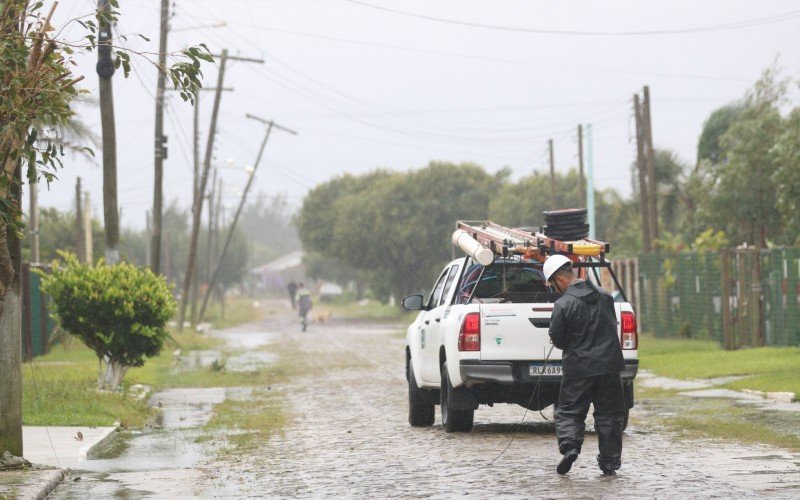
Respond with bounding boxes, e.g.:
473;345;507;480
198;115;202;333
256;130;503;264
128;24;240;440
457;261;550;304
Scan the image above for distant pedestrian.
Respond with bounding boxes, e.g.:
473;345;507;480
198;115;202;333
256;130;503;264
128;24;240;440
297;283;313;332
287;280;298;309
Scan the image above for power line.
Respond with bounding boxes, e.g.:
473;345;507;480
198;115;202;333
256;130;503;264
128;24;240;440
193;20;753;83
344;1;800;37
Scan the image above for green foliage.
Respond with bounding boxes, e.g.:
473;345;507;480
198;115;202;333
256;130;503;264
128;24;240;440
771;108;800;241
40;253;176;388
695;66;788;246
692;229;729;251
696;102;743;165
0;0;208;235
297;163;501;301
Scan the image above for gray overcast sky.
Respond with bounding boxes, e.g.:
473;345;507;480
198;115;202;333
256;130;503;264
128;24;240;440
47;0;800;229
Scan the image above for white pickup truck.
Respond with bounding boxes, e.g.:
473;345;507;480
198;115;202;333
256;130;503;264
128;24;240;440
402;256;639;432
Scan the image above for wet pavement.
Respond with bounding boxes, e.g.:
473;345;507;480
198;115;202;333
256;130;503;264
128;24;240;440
52;304;800;498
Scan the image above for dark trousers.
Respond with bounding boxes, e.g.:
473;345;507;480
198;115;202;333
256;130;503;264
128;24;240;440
556;372;626;470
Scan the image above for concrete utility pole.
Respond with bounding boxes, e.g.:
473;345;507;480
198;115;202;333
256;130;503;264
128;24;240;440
97;0;119;264
75;177;86;263
634;94;652;253
198;114;297;321
83;192;93;263
150;0;170;274
642;86;659;247
548;138;556;210
577;124;585;208
177;51;263;330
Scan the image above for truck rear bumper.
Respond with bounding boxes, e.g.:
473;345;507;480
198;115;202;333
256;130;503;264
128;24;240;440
459;359;639;384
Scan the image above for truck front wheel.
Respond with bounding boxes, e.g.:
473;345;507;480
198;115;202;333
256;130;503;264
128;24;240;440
407;359;435;427
440;362;474;433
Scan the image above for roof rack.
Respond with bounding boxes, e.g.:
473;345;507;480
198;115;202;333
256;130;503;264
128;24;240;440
454;220;610;261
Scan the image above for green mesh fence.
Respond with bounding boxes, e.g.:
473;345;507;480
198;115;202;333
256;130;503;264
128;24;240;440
637;248;800;347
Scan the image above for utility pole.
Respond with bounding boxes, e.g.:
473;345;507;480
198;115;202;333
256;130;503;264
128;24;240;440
75;177;86;263
577;124;585;208
177;51;263;330
97;0;119;264
150;0;170;274
29;182;39;263
198;115;297;321
642;86;659;247
84;192;93;263
585;124;596;240
190;167;216;328
548;138;556;210
634;94;652;253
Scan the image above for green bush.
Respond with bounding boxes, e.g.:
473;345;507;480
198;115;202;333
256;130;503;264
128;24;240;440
41;253;176;390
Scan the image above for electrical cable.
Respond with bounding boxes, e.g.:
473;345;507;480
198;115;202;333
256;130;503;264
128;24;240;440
344;0;800;37
448;343;556;476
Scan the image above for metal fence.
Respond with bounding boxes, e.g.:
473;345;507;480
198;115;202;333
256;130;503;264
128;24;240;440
633;248;800;348
21;263;56;359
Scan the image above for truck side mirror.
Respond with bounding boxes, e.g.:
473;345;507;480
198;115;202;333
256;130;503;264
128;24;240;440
401;294;425;311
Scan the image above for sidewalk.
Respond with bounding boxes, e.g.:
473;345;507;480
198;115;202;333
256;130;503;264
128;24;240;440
0;425;116;499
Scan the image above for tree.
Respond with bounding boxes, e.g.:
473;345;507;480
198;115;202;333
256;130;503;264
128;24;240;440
297;163;501;301
41;253;176;390
696;103;744;166
697;66;788;246
771;107;800;243
0;1;208;455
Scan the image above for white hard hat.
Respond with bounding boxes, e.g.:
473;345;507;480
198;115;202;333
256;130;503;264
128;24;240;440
543;254;572;282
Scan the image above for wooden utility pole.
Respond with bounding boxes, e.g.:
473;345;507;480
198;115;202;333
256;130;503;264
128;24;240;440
720;249;733;350
75;177;86;263
198;115;297;321
29;182;39;263
97;0;119;264
577;124;585;208
634;94;652;253
642;86;659;247
177;51;263;330
150;0;170;274
548;138;556;210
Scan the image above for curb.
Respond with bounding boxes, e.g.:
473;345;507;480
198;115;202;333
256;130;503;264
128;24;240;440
33;467;68;500
79;422;120;460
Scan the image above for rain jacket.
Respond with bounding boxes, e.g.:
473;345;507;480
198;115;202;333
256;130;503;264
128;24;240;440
548;279;625;380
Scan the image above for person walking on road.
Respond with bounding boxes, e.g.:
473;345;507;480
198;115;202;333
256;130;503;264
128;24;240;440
287;280;298;310
543;254;627;476
297;283;313;331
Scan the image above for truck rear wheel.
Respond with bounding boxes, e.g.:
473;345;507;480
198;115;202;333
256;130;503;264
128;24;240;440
440;362;474;433
407;359;435;427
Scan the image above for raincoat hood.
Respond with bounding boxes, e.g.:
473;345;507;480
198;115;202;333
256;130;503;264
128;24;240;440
564;279;600;304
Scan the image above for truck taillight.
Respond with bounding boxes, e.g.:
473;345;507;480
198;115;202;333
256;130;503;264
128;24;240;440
458;312;481;351
620;311;638;350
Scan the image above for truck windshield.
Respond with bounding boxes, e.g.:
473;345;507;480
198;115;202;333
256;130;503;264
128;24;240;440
456;260;551;304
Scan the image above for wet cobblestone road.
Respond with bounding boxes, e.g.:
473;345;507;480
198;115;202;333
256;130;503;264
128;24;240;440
206;315;800;498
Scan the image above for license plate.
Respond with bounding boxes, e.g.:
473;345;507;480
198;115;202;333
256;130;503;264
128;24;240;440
529;363;562;376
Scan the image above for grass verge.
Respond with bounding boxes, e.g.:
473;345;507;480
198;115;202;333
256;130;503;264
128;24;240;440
317;299;412;321
639;336;800;395
636;384;800;452
204;388;287;453
202;296;266;329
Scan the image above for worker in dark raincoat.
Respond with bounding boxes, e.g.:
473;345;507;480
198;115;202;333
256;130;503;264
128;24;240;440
543;254;626;476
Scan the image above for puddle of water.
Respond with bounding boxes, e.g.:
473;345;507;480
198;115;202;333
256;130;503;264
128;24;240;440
212;329;278;350
680;388;765;400
226;350;277;371
149;388;227;428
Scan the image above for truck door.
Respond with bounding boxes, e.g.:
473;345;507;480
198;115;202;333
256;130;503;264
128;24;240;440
420;264;459;382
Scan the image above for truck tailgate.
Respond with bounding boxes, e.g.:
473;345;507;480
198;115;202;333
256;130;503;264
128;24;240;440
479;303;562;361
